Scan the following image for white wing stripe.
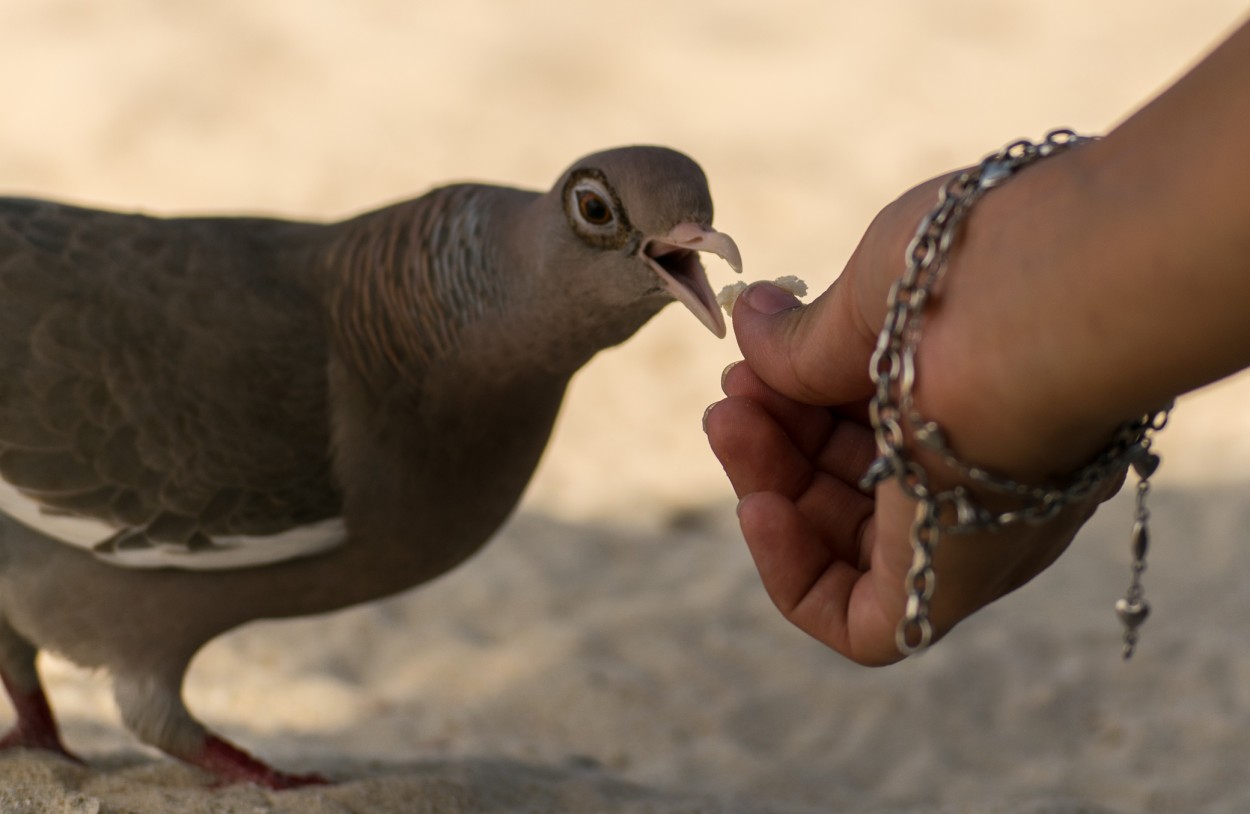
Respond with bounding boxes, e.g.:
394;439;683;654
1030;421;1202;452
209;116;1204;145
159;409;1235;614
0;475;117;546
0;474;346;570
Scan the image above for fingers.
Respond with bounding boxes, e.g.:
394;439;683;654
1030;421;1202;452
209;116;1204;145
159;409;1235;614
719;361;878;489
730;281;876;407
737;492;902;666
705;389;875;568
793;472;874;569
735;491;844;618
705;396;813;500
720;361;833;459
812;421;878;493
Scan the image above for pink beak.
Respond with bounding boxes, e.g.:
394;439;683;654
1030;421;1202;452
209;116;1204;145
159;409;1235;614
639;222;743;338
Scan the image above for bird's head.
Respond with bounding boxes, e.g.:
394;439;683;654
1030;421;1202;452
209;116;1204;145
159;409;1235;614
537;146;741;340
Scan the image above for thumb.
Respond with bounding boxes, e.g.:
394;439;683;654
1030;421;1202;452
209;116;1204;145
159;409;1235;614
731;281;876;407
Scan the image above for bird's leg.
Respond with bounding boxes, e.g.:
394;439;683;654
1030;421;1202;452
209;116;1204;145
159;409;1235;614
0;622;78;760
113;672;327;789
0;672;78;758
183;733;329;789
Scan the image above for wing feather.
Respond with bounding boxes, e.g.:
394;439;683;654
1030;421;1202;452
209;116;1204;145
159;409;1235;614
0;198;348;569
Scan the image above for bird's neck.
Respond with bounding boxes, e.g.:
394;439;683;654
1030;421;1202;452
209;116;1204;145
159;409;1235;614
320;187;504;389
321;186;660;397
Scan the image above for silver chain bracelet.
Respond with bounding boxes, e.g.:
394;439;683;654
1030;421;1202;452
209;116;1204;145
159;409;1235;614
860;129;1171;659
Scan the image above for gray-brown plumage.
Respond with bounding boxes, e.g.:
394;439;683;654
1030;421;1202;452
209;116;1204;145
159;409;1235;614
0;146;740;787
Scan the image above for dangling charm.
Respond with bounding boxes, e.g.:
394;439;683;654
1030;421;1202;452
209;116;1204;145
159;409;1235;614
1116;475;1155;659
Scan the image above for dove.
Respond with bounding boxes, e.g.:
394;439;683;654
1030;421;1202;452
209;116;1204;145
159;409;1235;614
0;146;741;787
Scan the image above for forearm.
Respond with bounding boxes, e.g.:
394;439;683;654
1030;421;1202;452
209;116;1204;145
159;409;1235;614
1070;17;1250;408
921;17;1250;477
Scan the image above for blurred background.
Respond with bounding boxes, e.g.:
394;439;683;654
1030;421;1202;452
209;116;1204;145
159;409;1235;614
3;3;1250;812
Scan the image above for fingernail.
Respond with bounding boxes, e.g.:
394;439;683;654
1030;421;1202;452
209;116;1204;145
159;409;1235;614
742;282;801;315
702;402;716;433
720;361;740;391
735;492;757;518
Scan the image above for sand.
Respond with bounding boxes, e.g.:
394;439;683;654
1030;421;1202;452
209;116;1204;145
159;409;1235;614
2;1;1250;811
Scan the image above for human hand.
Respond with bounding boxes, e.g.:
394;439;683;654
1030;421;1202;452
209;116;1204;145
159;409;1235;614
705;169;1121;666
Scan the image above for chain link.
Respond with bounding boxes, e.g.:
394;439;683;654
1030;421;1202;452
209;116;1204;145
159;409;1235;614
860;130;1171;657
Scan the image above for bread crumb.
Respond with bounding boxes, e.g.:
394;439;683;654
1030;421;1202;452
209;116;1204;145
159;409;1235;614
771;275;808;298
715;282;749;313
716;276;809;314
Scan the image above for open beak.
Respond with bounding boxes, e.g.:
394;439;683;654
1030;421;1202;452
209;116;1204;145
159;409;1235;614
639;223;743;338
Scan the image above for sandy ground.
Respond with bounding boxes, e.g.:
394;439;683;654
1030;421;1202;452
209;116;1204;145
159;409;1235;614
2;1;1250;812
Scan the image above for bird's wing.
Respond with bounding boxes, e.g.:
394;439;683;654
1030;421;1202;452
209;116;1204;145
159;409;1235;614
0;198;347;570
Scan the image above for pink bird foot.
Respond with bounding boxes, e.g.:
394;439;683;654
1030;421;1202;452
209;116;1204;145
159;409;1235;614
0;672;81;763
186;734;329;789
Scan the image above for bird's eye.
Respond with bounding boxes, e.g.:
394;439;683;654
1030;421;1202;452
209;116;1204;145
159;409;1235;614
576;190;614;226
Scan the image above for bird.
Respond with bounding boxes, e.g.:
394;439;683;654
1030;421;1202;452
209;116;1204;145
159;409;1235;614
0;146;741;788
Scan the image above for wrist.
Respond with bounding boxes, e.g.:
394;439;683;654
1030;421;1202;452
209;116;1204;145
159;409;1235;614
865;132;1172;657
914;141;1152;482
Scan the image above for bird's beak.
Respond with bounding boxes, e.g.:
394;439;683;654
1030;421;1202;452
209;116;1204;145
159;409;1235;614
639;223;743;338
